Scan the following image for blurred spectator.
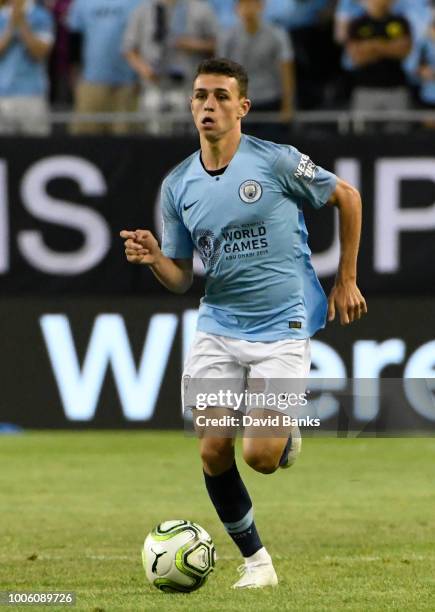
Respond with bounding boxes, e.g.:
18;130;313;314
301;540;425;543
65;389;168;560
345;0;412;112
206;0;295;31
218;0;294;122
335;0;431;44
283;0;340;109
335;0;365;44
335;0;432;91
207;0;237;30
0;0;53;135
67;0;143;135
263;0;294;29
123;0;217;134
44;0;73;108
416;12;435;122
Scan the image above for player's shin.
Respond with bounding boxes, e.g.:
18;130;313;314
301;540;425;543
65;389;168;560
203;461;263;558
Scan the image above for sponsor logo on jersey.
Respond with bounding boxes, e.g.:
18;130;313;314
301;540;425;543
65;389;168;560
295;154;317;182
194;229;221;268
239;180;263;203
221;221;269;260
183;200;199;211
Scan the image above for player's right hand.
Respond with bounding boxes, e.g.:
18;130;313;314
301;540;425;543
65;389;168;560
120;229;162;265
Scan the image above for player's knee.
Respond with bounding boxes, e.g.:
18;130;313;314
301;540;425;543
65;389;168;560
243;448;278;475
200;441;234;475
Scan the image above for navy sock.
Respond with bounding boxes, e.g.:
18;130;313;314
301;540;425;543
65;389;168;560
203;461;263;557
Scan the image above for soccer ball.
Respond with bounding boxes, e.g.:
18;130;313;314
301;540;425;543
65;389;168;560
142;519;216;593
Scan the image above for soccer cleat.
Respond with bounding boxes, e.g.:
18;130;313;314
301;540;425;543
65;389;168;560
279;425;302;469
232;561;278;589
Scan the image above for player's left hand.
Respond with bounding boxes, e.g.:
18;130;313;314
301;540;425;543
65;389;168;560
327;281;367;325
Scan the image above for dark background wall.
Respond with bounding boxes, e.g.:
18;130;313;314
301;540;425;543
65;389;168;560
1;135;434;431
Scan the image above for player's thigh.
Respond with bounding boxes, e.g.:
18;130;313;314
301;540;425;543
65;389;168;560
182;332;245;410
242;338;310;470
242;408;290;471
183;333;242;474
249;338;311;380
247;337;311;413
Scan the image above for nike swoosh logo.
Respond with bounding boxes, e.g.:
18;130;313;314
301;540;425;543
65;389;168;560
183;200;199;211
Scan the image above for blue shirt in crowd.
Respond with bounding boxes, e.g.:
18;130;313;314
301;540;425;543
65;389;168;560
208;0;326;31
207;0;237;29
161;135;337;342
267;0;329;30
0;2;53;96
67;0;142;85
418;35;435;104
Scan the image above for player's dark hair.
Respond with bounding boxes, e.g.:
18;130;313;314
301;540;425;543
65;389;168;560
194;58;249;98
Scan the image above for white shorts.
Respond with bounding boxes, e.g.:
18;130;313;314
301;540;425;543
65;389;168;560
182;332;311;413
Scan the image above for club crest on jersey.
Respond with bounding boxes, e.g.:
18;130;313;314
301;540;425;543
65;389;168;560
239;180;263;204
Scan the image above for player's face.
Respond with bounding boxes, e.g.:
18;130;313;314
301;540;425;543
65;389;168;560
191;74;250;141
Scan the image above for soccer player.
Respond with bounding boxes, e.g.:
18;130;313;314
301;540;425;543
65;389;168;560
120;58;367;589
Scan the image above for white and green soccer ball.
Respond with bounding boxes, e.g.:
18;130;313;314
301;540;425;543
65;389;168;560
142;520;216;593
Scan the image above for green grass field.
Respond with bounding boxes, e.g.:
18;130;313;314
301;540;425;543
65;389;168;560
1;432;434;611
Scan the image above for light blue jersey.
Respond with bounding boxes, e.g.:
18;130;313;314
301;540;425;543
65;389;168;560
161;135;337;342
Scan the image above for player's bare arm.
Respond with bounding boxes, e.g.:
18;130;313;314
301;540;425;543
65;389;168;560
327;178;367;325
120;229;193;294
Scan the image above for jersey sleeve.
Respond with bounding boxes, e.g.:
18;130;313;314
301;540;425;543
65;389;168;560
273;145;337;210
161;179;194;259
